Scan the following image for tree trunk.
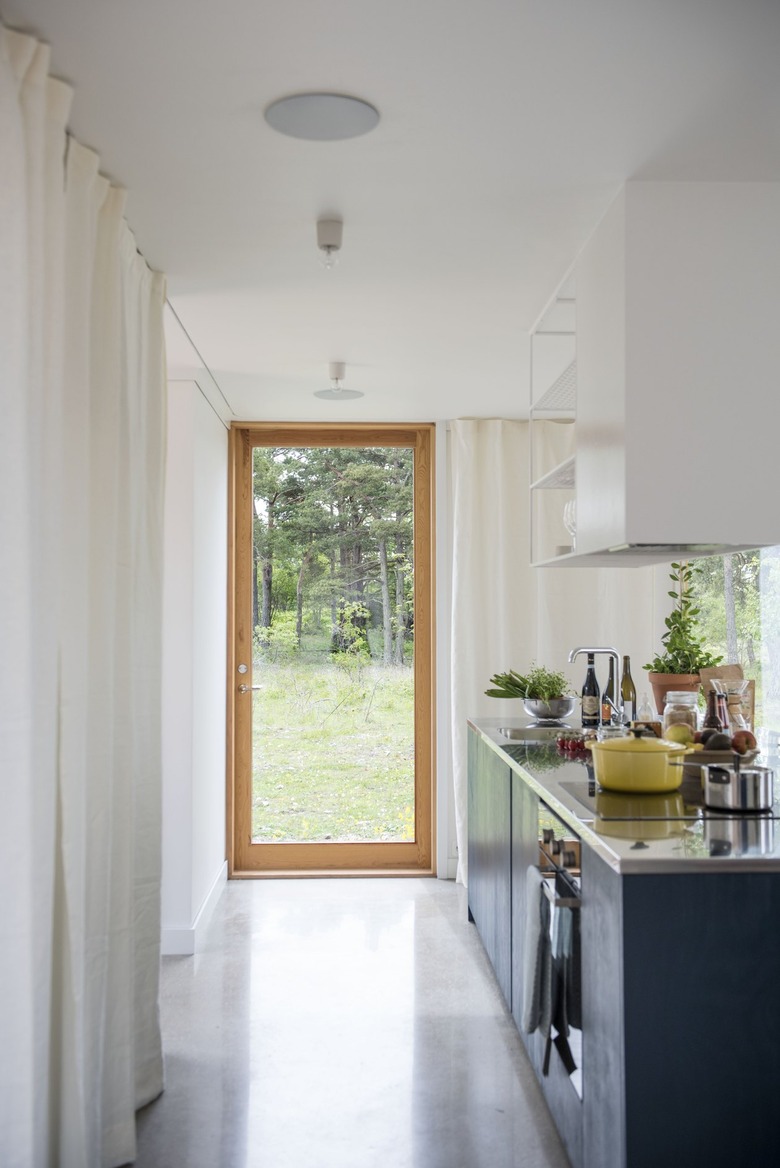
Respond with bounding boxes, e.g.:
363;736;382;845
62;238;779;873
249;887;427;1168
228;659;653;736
329;544;338;643
261;561;272;628
723;554;738;662
260;503;275;635
296;548;312;647
394;554;405;665
252;540;259;633
378;539;393;664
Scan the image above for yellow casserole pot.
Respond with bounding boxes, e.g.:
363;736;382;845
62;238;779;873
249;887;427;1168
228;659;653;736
590;732;688;794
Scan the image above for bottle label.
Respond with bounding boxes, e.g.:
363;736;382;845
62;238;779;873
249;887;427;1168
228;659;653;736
582;696;599;716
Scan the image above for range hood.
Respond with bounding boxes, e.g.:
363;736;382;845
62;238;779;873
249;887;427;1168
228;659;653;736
531;182;780;571
542;542;767;569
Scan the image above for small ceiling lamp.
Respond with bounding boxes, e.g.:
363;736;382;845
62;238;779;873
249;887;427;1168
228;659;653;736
314;361;364;400
264;93;380;141
317;218;342;269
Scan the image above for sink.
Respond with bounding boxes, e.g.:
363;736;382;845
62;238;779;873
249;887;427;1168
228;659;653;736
498;725;567;742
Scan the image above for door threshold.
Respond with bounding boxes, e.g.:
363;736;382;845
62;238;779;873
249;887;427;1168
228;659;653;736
230;867;436;880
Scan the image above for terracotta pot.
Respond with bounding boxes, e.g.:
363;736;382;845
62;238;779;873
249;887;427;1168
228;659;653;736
647;672;700;715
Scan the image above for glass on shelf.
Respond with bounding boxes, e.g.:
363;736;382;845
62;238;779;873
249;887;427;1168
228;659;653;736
563;499;576;551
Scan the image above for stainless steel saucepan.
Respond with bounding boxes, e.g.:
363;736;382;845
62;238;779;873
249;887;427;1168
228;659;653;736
701;758;774;813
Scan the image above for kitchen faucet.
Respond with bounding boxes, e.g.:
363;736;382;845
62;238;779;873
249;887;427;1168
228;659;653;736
568;646;625;725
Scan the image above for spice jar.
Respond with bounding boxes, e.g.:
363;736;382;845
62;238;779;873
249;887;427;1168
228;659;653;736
662;691;699;736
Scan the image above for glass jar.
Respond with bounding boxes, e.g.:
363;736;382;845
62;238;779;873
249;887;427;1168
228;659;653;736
662;691;699;736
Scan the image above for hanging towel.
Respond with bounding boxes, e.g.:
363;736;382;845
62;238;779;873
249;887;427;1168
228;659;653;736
547;886;582;1077
522;866;552;1036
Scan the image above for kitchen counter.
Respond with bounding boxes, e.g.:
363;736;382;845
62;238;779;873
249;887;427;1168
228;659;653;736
467;716;780;1168
469;716;780;873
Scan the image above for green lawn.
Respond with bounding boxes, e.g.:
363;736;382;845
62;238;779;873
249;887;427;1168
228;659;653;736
250;657;415;842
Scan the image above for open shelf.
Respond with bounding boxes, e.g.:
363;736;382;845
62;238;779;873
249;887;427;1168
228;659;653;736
533;359;576;414
530;456;575;491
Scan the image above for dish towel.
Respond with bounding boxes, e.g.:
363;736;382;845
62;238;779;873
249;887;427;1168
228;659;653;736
522;866;552;1037
550;903;577;1076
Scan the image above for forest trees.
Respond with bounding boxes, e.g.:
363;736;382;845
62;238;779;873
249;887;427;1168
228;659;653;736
251;446;414;664
689;549;780;726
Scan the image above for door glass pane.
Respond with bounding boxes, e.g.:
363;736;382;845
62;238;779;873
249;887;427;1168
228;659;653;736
250;446;415;843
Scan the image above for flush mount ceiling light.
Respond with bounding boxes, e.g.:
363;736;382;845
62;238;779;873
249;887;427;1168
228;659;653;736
314;361;364;400
264;93;380;141
317;218;342;268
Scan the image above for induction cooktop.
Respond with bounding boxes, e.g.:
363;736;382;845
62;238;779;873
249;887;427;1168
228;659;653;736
560;775;780;822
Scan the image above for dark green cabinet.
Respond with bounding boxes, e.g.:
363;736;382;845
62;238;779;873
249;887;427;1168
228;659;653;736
467;728;512;1004
468;728;583;1168
468;722;780;1168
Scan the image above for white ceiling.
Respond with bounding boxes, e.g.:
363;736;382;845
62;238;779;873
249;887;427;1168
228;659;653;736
5;0;780;422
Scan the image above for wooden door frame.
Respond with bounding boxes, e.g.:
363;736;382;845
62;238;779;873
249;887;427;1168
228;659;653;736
226;422;436;877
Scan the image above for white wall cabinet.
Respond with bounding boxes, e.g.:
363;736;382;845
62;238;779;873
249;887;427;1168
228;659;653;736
531;181;780;567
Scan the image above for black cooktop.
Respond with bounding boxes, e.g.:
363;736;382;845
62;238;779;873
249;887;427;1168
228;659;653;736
559;775;780;822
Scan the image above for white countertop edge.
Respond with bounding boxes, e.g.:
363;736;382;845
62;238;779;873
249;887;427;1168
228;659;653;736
468;716;780;875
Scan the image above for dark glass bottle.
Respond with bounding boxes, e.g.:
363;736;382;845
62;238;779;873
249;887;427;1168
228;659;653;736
703;688;723;730
620;655;637;722
602;658;616;724
581;653;600;728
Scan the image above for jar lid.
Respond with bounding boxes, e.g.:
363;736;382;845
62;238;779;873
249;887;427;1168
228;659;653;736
664;691;698;704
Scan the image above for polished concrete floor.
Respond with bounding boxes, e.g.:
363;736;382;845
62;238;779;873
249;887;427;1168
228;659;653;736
135;878;571;1168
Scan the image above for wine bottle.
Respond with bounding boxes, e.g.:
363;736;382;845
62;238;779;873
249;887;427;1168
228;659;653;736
581;653;600;728
601;657;616;724
702;688;723;730
620;655;637;722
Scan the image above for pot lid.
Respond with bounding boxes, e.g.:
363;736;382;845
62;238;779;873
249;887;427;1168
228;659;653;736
591;733;687;755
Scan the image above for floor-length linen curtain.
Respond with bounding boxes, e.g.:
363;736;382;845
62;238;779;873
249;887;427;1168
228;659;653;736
449;419;656;885
1;25;166;1168
449;420;538;885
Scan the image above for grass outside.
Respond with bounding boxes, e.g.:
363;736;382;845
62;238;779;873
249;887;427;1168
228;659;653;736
251;656;415;842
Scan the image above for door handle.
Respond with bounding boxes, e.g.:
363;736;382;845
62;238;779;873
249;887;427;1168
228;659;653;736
237;684;261;693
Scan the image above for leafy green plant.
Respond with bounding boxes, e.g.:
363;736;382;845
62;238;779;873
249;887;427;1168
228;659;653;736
643;561;724;674
253;614;300;662
485;664;571;701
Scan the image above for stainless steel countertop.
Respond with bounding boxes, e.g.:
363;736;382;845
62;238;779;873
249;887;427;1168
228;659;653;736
469;716;780;874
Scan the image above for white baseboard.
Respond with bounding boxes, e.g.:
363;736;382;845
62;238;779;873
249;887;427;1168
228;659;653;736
161;860;228;956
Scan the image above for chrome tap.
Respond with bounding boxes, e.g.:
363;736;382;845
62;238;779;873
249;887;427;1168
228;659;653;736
568;645;624;725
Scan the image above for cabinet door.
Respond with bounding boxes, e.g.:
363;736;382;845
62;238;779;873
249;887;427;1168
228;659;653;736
510;775;539;1028
580;846;625;1168
467;730;512;1004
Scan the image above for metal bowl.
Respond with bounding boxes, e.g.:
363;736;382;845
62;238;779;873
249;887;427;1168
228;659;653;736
522;697;576;724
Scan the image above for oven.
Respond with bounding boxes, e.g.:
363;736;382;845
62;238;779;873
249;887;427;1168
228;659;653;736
526;803;583;1099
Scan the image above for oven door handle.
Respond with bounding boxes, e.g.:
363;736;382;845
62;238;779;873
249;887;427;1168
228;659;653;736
540;871;581;910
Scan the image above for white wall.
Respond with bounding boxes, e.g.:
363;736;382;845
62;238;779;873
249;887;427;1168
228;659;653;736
161;380;229;953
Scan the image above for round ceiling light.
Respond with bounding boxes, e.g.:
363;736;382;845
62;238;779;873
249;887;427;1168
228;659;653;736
265;93;380;141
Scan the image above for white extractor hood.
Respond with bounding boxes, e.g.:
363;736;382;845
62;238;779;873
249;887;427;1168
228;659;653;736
532;181;780;569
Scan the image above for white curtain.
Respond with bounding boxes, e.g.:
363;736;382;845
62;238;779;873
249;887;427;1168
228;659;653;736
449;419;655;884
1;26;166;1168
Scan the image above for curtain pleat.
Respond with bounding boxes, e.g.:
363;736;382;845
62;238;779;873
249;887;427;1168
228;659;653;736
449;420;536;884
0;28;38;1168
449;419;656;884
1;24;166;1168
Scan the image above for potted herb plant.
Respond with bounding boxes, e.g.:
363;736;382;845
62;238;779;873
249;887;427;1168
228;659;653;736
643;561;723;713
486;663;575;723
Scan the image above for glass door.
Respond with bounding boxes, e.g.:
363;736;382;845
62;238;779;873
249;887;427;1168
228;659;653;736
228;424;434;874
